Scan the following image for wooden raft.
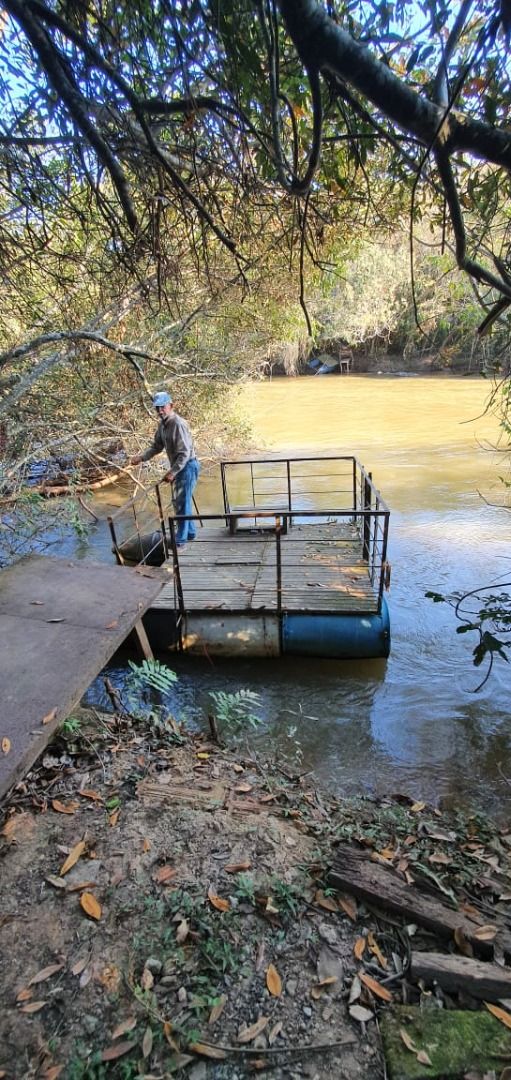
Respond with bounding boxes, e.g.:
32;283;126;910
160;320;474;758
153;522;379;614
0;555;165;801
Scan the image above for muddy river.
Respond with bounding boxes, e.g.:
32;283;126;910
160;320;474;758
78;375;511;815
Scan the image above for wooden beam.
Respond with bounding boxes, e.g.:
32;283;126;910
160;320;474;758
410;951;511;1002
327;844;511;959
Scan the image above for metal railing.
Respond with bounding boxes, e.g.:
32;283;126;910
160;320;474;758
108;456;390;645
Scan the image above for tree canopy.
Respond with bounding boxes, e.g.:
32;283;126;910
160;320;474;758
1;0;511;417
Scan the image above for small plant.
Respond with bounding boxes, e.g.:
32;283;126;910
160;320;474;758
234;872;256;904
127;658;178;694
270;878;301;918
62;715;82;734
208;688;262;737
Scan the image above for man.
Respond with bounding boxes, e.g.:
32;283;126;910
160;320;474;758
130;391;200;547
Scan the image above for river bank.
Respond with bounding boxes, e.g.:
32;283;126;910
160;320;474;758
1;698;511;1080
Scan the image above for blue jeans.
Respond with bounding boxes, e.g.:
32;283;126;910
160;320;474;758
173;459;200;544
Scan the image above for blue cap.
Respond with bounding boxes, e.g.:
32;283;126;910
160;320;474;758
153;391;172;407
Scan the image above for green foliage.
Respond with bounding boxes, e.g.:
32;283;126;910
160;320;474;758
127;658;178;695
208;688;262;736
426;586;511;688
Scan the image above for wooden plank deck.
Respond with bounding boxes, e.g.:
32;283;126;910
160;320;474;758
0;555;165;802
153;523;379;614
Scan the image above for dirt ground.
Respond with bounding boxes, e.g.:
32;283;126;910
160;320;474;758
0;708;383;1080
2;705;511;1080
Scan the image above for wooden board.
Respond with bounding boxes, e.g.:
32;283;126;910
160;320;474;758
328;844;511;960
410;951;511;1001
153;523;379;614
0;555;165;801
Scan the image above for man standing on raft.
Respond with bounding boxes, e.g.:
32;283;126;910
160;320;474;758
130;391;200;547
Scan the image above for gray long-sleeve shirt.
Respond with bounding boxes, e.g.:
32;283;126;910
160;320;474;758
140;412;196;476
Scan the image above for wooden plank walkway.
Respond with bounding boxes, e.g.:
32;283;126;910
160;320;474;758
153;523;379;614
0;555;165;802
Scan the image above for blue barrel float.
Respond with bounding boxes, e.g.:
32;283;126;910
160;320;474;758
281;597;390;659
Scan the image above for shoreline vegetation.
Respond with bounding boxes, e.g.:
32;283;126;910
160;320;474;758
1;699;511;1080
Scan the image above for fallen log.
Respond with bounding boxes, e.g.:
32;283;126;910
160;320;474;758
410;950;511;1001
38;471;122;496
327;843;511;960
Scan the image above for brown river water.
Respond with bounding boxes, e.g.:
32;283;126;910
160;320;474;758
80;375;511;816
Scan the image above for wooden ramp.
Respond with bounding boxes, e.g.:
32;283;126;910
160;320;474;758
153;523;378;615
0;555;165;802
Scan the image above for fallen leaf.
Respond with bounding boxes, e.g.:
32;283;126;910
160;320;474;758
238;1016;269;1043
105;620;118;630
79;790;103;802
109;808;120;827
19;1001;46;1014
259;793;277;803
359;972;392;1002
268;1021;283;1045
101;1041;137;1062
1;738;11;754
153;865;176;885
141;967;154;991
349;975;361;1004
485;1001;511;1029
473;924;498;941
59;839;86;876
428;852;451;865
176;919;189;944
232;764;244;773
80;892;102;920
454;927;474;957
416;1050;432;1065
98;965;121;992
266;963;282;997
235;783;253;793
28;963;64;985
189;1043;227;1060
79;968;91;988
42;708;58;726
338;894;358;921
66;880;97;893
163;1021;179;1050
45;874;67;890
314;889;338;912
208;887;230;912
411;801;426;812
208;995;227;1025
142;838;151;853
51;800;79;815
112;1017;137;1039
197;752;210;760
400;1028;417;1053
224;860;251;873
42;1068;64;1080
142;1026;153;1059
354;937;366;961
349;1004;374;1023
377;847;396;861
16;987;33;1003
367;931;388;969
71;957;89;976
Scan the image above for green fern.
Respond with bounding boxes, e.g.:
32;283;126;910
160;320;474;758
208;688;262;734
127;658;178;694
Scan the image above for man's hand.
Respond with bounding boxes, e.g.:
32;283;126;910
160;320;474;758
163;471;174;483
130;453;143;466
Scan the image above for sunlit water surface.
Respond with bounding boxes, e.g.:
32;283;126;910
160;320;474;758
76;376;511;816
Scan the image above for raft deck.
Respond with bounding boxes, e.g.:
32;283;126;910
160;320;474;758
152;521;379;614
